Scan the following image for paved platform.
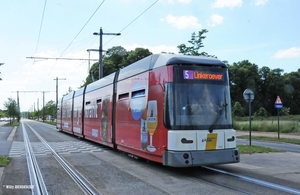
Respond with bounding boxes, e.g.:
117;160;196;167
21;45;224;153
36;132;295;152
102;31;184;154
224;152;300;184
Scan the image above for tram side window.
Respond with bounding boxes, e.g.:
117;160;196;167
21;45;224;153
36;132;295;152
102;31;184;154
131;89;146;120
119;93;129;100
164;83;174;129
132;89;145;98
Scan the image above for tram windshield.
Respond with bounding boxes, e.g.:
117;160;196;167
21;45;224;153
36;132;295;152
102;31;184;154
164;68;233;130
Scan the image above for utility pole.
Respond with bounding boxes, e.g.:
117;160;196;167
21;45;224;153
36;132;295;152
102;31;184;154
37;98;40;121
93;27;121;79
17;91;20;122
54;77;66;117
87;49;99;82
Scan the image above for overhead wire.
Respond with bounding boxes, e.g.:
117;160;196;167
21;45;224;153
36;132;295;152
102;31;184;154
38;0;106;91
104;0;159;47
119;0;159;33
38;0;158;94
75;0;160;85
59;0;106;57
35;0;47;53
24;0;48;90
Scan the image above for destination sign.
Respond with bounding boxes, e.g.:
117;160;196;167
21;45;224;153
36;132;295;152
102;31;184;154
183;70;224;81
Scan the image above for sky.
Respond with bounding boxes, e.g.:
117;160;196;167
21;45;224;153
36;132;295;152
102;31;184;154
0;0;299;112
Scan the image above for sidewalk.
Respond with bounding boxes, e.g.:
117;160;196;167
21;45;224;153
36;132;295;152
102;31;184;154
236;130;300;140
233;130;300;186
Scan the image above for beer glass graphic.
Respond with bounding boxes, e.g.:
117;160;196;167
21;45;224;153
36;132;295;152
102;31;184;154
147;100;157;152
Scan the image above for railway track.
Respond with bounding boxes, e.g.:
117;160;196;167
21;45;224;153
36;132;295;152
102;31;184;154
178;165;300;195
3;120;300;195
203;166;300;195
22;121;102;195
22;122;48;195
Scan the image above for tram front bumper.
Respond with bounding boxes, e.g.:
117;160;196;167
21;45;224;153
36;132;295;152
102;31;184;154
163;148;240;167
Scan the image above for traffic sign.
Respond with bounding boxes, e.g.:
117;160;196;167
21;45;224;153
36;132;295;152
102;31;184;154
243;89;254;102
274;104;283;108
274;96;283;109
275;96;283;105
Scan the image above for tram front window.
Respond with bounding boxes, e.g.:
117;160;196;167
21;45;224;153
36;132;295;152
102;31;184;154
164;83;232;130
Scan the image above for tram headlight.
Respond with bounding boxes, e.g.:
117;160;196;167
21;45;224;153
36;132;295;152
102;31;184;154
183;153;189;159
234;150;239;156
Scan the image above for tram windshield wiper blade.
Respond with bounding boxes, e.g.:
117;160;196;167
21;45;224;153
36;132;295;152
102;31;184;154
208;103;228;133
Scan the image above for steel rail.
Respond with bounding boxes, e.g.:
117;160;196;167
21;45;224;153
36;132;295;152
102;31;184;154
203;166;300;195
25;122;102;195
22;122;48;195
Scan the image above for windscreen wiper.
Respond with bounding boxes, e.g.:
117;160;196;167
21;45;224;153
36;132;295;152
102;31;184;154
208;103;228;133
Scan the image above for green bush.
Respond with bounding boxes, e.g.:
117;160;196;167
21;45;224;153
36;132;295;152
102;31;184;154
254;107;269;117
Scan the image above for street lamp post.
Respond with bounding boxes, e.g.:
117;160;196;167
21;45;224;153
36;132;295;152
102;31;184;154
93;27;121;79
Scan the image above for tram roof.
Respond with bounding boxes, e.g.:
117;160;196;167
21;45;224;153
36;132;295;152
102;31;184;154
74;86;85;97
85;72;116;93
117;54;225;81
153;54;225;68
84;54;226;93
62;91;75;101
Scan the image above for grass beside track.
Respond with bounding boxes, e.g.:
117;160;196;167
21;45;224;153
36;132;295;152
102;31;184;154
238;135;300;145
237;145;284;154
0;156;11;167
3;120;19;127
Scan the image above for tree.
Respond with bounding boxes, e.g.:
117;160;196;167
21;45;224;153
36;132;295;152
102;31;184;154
228;60;261;115
103;46;128;76
82;47;152;87
283;69;300;114
232;101;245;117
280;107;290;116
177;29;216;58
254;107;269;117
3;98;20;123
258;66;273;113
264;68;285;115
125;47;152;65
41;100;56;119
0;109;6;118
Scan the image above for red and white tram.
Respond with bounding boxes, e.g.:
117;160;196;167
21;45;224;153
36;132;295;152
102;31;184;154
56;54;240;167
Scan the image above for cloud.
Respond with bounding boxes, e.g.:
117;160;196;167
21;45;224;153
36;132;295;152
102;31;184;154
207;14;224;26
272;47;300;59
255;0;268;6
161;14;202;30
211;0;242;8
123;43;178;54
